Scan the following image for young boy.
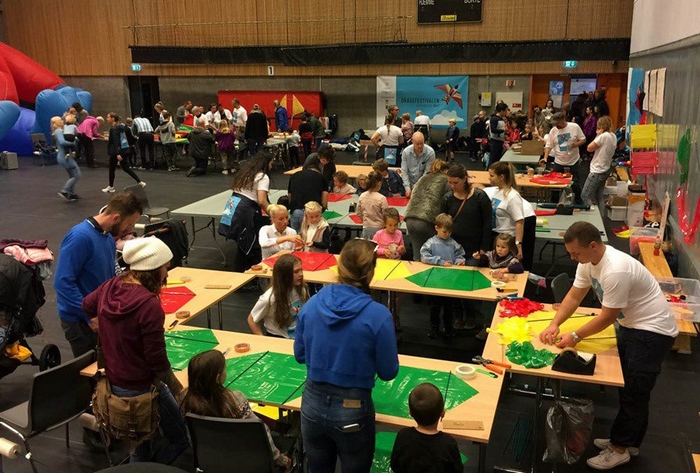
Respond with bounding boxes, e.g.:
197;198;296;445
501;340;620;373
355;173;369;195
332;170;356;194
390;383;463;473
420;214;465;338
372;158;406;197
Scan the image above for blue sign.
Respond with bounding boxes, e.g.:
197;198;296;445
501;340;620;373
563;60;578;69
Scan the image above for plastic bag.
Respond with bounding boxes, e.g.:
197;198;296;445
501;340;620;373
543;398;595;464
505;341;556;368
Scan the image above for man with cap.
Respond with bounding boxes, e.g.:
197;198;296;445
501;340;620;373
487;103;508;166
54;191;143;358
539;112;587;204
83;237;189;464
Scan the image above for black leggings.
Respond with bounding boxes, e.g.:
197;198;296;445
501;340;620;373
109;151;142;187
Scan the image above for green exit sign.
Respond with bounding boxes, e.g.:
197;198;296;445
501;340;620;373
563;60;578;69
131;63;142;72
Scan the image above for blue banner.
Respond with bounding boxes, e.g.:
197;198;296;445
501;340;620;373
396;76;468;129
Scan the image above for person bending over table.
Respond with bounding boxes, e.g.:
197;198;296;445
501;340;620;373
401;132;436;198
294;239;399;472
83;238;189;464
539;222;678;471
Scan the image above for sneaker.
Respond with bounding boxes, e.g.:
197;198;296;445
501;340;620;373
168;166;178;171
186;166;196;177
136;166;146;170
139;181;146;187
102;186;116;193
593;439;639;457
222;170;229;175
58;191;70;201
69;194;81;201
586;447;630;470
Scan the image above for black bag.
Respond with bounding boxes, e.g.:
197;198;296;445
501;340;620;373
543;398;595;464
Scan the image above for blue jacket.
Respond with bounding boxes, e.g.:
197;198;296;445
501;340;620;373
379;169;406;197
420;235;466;266
54;220;116;323
294;284;399;389
275;106;289;132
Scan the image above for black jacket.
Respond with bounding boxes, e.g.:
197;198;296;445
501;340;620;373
108;124;136;155
245;110;269;141
188;128;215;159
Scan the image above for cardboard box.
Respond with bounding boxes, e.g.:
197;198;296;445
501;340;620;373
0;152;18;170
606;196;627;221
520;140;544;156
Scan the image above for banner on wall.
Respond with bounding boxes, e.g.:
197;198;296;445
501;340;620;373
217;90;324;131
376;76;469;129
549;80;565;108
626;68;646;137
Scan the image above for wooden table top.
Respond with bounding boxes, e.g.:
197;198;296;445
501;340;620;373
482;304;624;387
163;267;255;327
285;164;400;178
469;170;570;189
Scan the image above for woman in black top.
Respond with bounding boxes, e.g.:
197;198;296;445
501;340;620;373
440;163;493;331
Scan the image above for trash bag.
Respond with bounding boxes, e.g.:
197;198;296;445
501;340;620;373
543;398;595;464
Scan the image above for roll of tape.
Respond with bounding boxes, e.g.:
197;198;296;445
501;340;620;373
0;437;20;459
455;364;476;380
491;280;506;288
180;276;192;282
175;310;190;319
559;347;578;356
234;343;251;353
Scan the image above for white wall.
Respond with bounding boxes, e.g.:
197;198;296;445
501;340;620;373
631;0;700;54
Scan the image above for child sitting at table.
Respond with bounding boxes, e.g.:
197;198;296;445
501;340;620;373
357;171;388;240
373;158;405;197
420;213;465;339
355;173;368;195
332;171;356;195
181;350;293;470
390;383;463;473
247;253;309;338
372;208;405;259
300;201;330;253
473;233;524;276
259;204;303;259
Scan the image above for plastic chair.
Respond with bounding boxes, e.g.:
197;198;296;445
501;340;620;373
0;350;95;473
123;184;170;222
551;272;572;303
185;413;298;473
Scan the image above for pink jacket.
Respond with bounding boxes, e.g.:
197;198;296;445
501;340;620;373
77;116;102;139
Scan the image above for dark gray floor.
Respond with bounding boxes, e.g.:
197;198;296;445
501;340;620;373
0;146;698;472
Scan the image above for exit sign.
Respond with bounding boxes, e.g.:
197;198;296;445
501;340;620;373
563;60;578;69
131;63;142;72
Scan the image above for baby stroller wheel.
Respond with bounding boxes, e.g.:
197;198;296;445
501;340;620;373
39;344;61;371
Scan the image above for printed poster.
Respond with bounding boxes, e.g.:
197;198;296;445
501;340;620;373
549;80;565;108
376;76;469;129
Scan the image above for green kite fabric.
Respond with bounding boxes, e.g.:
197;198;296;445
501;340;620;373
505;341;556;368
224;353;267;388
677;129;691;185
322;210;344;220
406;267;492;291
165;329;219;345
165;336;219;371
372;366;478;419
225;352;307;405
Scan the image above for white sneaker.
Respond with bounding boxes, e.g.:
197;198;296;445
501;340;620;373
102;186;116;193
593;438;639;457
222;170;229;175
586;447;631;470
139;181;146;187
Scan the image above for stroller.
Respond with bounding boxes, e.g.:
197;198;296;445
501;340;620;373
0;254;60;380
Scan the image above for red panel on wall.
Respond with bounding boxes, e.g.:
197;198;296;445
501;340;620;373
217;90;324;131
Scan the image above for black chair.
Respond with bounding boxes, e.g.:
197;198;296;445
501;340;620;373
551;272;572;303
123;184;170;222
144;219;189;267
30;133;56;167
0;350;95;473
185;413;298;473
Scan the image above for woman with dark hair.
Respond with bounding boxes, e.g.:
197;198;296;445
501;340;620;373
440;164;493;330
247;254;309;338
218;151;273;272
83;238;188;464
102;112;144;193
181;350;292;469
294;239;399;472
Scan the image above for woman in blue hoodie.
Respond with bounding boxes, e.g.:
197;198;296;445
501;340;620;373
294;238;399;472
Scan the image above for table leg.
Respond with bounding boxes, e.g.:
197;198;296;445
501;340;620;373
530;377;544;473
218;301;224;330
207;217;227;266
477;442;486;473
206;308;212;329
189;217;197;248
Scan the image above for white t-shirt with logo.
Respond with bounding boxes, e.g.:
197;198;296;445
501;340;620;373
489;188;525;235
546;122;585;166
250;287;303;338
590;131;617;174
573;245;678;337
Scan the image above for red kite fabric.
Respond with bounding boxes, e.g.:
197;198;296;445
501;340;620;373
263;251;336;272
160;286;196;314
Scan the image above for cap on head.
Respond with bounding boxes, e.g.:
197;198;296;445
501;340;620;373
122;238;173;271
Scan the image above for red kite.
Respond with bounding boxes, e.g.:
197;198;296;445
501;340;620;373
435;84;463;108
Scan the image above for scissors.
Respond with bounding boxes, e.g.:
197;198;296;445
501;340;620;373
472;356;512;376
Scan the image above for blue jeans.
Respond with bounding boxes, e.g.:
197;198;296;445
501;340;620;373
58;156;81;194
301;380;375;473
290;208;305;233
111;382;189;465
581;170;609;208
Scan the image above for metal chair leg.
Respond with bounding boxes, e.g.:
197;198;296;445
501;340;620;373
65;423;69;449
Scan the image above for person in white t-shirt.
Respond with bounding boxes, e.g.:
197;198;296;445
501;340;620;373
258;204;303;259
247;253;309;338
539;222;678;471
371;114;404;153
231;98;248;134
582;116;617;210
540;112;586;204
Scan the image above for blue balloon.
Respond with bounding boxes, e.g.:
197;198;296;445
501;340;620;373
0;107;36;155
0;101;21;142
